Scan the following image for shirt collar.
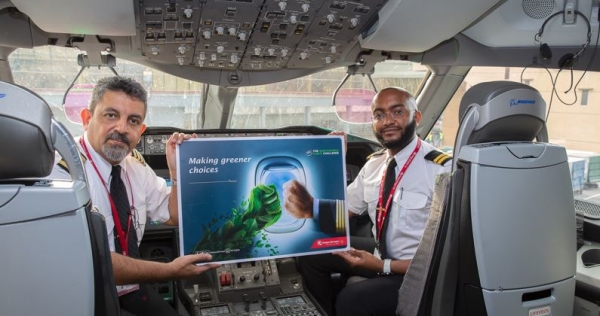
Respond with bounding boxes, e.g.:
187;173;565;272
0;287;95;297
388;136;419;165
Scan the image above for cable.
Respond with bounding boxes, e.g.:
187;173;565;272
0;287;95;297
522;16;600;121
552;18;599;105
520;59;556;122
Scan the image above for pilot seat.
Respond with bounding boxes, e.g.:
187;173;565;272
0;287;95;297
0;81;120;316
396;81;576;316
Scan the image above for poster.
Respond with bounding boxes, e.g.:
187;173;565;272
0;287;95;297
176;135;350;264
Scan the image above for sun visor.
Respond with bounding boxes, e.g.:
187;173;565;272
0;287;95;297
10;0;136;36
359;0;502;53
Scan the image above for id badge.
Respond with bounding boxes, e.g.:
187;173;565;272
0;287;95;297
117;284;140;296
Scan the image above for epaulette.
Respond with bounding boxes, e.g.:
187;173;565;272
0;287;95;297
57;152;87;173
131;148;147;166
367;148;386;160
424;149;452;166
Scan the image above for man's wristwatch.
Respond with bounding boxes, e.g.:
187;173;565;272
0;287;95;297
381;259;393;275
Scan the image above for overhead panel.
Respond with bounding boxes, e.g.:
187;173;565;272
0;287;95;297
139;0;387;71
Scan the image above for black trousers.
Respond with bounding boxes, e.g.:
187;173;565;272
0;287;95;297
336;274;404;316
298;236;403;316
119;284;179;316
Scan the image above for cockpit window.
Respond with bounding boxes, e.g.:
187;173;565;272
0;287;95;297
9;46;204;134
233;60;429;142
431;66;600;209
9;47;429;144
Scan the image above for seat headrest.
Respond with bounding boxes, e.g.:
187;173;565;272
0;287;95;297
458;81;546;145
0;81;55;179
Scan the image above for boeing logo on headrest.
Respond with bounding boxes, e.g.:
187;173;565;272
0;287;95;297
509;99;536;107
0;93;6;99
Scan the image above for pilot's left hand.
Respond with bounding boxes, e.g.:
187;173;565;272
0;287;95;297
166;132;197;180
334;248;382;272
329;130;347;153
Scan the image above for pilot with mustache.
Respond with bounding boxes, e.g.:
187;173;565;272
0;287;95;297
292;87;452;316
52;76;219;316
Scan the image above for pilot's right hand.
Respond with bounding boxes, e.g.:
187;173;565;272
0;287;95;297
283;180;314;219
169;253;221;279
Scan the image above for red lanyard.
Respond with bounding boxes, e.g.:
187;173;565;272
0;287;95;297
375;139;421;242
79;138;135;256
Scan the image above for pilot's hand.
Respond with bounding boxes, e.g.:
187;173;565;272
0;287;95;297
334;248;382;272
283;180;314;219
166;132;198;180
168;253;221;279
329;130;347;153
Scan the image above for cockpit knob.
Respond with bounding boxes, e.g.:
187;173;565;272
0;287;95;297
327;14;335;23
183;8;193;19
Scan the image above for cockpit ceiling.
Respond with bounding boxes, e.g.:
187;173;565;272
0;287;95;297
7;0;594;86
5;0;505;72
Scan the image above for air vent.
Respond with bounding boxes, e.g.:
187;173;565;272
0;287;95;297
575;198;600;219
522;0;555;19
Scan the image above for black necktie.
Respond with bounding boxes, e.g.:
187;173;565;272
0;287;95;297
379;158;397;259
110;165;140;258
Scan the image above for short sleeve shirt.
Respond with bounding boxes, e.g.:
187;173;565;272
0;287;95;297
346;137;451;260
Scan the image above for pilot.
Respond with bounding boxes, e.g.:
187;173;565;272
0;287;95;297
284;87;451;316
51;76;220;316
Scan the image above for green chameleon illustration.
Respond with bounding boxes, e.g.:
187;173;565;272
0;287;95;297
192;183;282;259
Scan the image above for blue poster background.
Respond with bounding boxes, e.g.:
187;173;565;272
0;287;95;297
177;135;349;264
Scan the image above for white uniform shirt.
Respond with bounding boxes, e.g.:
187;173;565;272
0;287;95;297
50;134;172;252
346;137;451;260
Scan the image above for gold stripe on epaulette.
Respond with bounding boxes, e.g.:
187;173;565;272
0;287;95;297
131;149;146;166
367;149;386;160
57;159;69;173
434;153;450;164
57;152;87;173
425;150;451;166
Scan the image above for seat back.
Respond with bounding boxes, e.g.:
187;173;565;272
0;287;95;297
396;81;576;316
0;81;119;316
